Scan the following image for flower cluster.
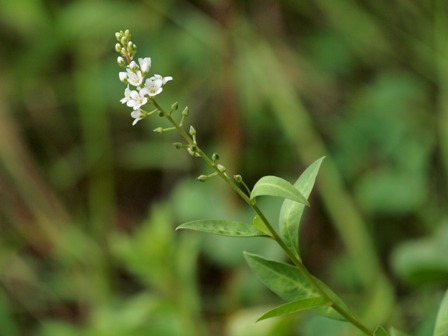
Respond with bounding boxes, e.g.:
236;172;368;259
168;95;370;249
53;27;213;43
115;30;173;125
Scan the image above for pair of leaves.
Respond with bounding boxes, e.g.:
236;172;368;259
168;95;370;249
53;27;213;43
278;157;324;256
248;157;325;256
177;157;324;251
244;252;348;321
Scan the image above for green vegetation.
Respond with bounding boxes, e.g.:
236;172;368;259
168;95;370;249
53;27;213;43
0;1;447;335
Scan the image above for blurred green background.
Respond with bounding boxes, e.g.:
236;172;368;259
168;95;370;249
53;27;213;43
1;0;448;335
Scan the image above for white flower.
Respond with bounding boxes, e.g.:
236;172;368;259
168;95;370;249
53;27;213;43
131;110;146;126
125;68;144;87
120;86;132;104
138;57;152;73
143;76;163;96
121;87;148;110
119;71;128;83
142;74;173;97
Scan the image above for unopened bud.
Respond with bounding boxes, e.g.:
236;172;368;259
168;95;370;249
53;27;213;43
171;102;178;111
182;106;189;117
217;164;226;173
115;43;122;53
212;153;220;162
115;32;121;41
197;175;208;182
117;56;125;67
121;36;127;46
234;175;243;183
189;126;196;136
173;142;183;149
153;127;163;133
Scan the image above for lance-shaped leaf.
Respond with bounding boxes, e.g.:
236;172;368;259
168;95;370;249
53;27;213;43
279;157;325;256
374;326;389;336
244;252;346;320
257;297;328;321
250;176;309;206
176;220;269;237
434;290;448;336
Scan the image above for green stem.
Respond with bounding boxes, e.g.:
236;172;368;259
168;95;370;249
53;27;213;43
152;99;373;336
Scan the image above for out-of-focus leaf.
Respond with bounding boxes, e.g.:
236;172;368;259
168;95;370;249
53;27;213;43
374;326;389;336
257;297;328;321
279;157;324;256
391;224;448;285
434;290;448;336
176;219;269;237
251;176;309;206
389;328;411;336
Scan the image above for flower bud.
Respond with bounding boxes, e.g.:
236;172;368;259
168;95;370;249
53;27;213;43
115;32;121;41
217;164;226;173
173;142;183;149
234;175;243;183
197;175;208;182
115;43;122;53
117;56;125;67
153;127;163;133
121;36;127;46
212;153;220;162
171;102;178;111
189;126;197;136
182;106;189;117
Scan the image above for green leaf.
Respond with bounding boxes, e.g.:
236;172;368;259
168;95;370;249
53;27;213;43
257;297;328;321
176;220;269;237
374;326;389;336
279;157;325;256
252;215;272;237
250;175;310;206
312;277;350;321
243;252;345;320
434;290;448;336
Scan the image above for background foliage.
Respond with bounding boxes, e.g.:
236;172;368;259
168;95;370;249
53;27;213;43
0;0;447;335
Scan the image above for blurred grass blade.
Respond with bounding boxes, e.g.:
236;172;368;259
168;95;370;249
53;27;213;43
279;157;325;255
257;297;328;321
374;326;389;336
434;290;448;336
250;175;309;206
176;220;269;237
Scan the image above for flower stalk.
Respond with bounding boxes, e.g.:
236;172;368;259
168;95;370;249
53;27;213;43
115;29;374;336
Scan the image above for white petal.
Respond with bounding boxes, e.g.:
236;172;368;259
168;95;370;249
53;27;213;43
162;76;173;85
119;72;128;82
